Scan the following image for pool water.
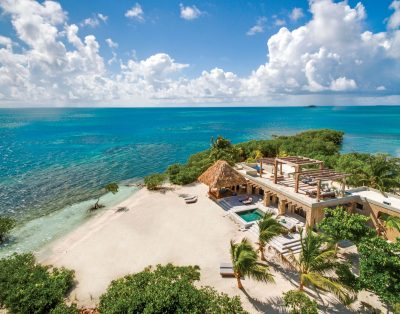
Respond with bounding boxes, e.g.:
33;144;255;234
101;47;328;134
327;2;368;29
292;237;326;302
237;209;264;222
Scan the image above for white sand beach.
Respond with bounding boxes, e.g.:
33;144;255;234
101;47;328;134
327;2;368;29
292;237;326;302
39;183;381;313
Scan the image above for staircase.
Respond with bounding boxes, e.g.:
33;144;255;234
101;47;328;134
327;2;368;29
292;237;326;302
218;199;232;211
269;233;302;256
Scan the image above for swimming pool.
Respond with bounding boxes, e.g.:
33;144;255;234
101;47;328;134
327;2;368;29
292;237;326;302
237;208;264;222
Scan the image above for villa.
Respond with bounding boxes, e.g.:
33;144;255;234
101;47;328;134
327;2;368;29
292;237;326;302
199;157;400;242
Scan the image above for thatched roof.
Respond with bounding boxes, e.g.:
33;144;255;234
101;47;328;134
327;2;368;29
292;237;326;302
198;160;246;189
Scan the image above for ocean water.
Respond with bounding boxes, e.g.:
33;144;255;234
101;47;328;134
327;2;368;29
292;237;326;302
1;106;399;256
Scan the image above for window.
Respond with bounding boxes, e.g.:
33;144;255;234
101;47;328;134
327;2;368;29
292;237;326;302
356;203;364;210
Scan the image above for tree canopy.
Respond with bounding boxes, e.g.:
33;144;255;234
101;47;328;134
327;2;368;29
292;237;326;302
144;173;167;190
283;290;318;314
318;206;374;250
0;253;75;314
0;216;16;243
98;264;247;314
358;237;400;310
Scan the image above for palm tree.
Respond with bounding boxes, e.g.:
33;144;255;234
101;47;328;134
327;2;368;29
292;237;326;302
359;154;399;194
256;213;287;261
230;238;274;289
287;228;354;305
383;215;400;232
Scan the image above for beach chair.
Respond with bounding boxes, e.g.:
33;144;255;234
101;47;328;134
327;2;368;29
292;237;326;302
220;262;235;277
185;196;197;204
242;197;253;205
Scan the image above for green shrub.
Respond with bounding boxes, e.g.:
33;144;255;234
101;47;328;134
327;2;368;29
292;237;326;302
144;173;167;190
0;216;16;243
50;303;80;314
283;290;318;314
99;264;247;314
0;253;75;314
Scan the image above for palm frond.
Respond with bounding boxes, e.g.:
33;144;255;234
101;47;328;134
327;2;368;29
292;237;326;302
302;272;354;305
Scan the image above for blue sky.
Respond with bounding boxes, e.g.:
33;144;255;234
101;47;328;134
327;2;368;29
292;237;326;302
0;0;399;106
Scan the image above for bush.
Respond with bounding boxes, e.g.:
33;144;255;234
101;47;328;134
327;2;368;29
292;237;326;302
144;173;167;190
0;253;75;314
0;216;16;243
283;290;318;314
99;264;247;314
50;303;79;314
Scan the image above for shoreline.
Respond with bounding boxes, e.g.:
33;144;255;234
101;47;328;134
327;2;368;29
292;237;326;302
0;184;141;259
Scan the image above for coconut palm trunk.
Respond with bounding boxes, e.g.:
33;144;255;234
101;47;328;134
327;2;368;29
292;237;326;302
230;238;274;290
235;271;243;289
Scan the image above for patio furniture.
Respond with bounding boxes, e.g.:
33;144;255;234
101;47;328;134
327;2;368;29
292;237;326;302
242;197;253;205
220;262;235;277
185;196;198;204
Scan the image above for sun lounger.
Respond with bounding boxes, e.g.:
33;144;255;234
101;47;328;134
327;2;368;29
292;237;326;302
185;196;197;204
242;197;253;205
184;195;196;201
220;262;235;277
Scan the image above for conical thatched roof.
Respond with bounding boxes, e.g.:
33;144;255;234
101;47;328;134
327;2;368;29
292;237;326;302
198;160;246;189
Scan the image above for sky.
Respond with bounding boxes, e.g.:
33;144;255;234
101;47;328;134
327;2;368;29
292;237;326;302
0;0;399;107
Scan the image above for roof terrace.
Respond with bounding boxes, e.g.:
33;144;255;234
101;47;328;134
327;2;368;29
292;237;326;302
236;156;354;208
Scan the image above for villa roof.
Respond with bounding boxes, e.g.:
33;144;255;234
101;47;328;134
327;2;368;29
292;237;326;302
198;160;247;189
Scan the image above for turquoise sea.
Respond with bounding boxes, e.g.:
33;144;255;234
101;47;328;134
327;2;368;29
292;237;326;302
1;106;400;256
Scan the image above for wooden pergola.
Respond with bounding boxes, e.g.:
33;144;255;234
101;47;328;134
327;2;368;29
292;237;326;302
257;158;275;178
296;169;351;201
273;156;324;185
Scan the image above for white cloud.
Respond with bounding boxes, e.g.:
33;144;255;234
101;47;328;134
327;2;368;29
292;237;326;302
388;1;400;29
0;0;399;106
98;13;108;22
330;77;357;91
125;3;144;21
106;38;118;49
246;17;267;36
274;18;286;26
80;13;108;28
290;7;304;21
179;4;202;20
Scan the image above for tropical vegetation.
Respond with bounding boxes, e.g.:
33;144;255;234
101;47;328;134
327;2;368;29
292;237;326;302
144;173;167;190
0;253;75;314
379;213;400;232
0;216;16;243
92;182;119;210
164;129;400;194
283;290;318;314
287;228;355;305
318;206;374;254
256;213;286;261
98;263;248;313
358;237;400;311
230;238;274;289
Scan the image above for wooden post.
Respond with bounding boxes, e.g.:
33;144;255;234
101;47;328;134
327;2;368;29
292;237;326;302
278;199;286;215
274;160;278;184
260;159;263;178
319;162;324;170
342;177;346;197
317;179;321;202
246;184;252;195
263;192;271;206
294;165;300;193
280;162;283;175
